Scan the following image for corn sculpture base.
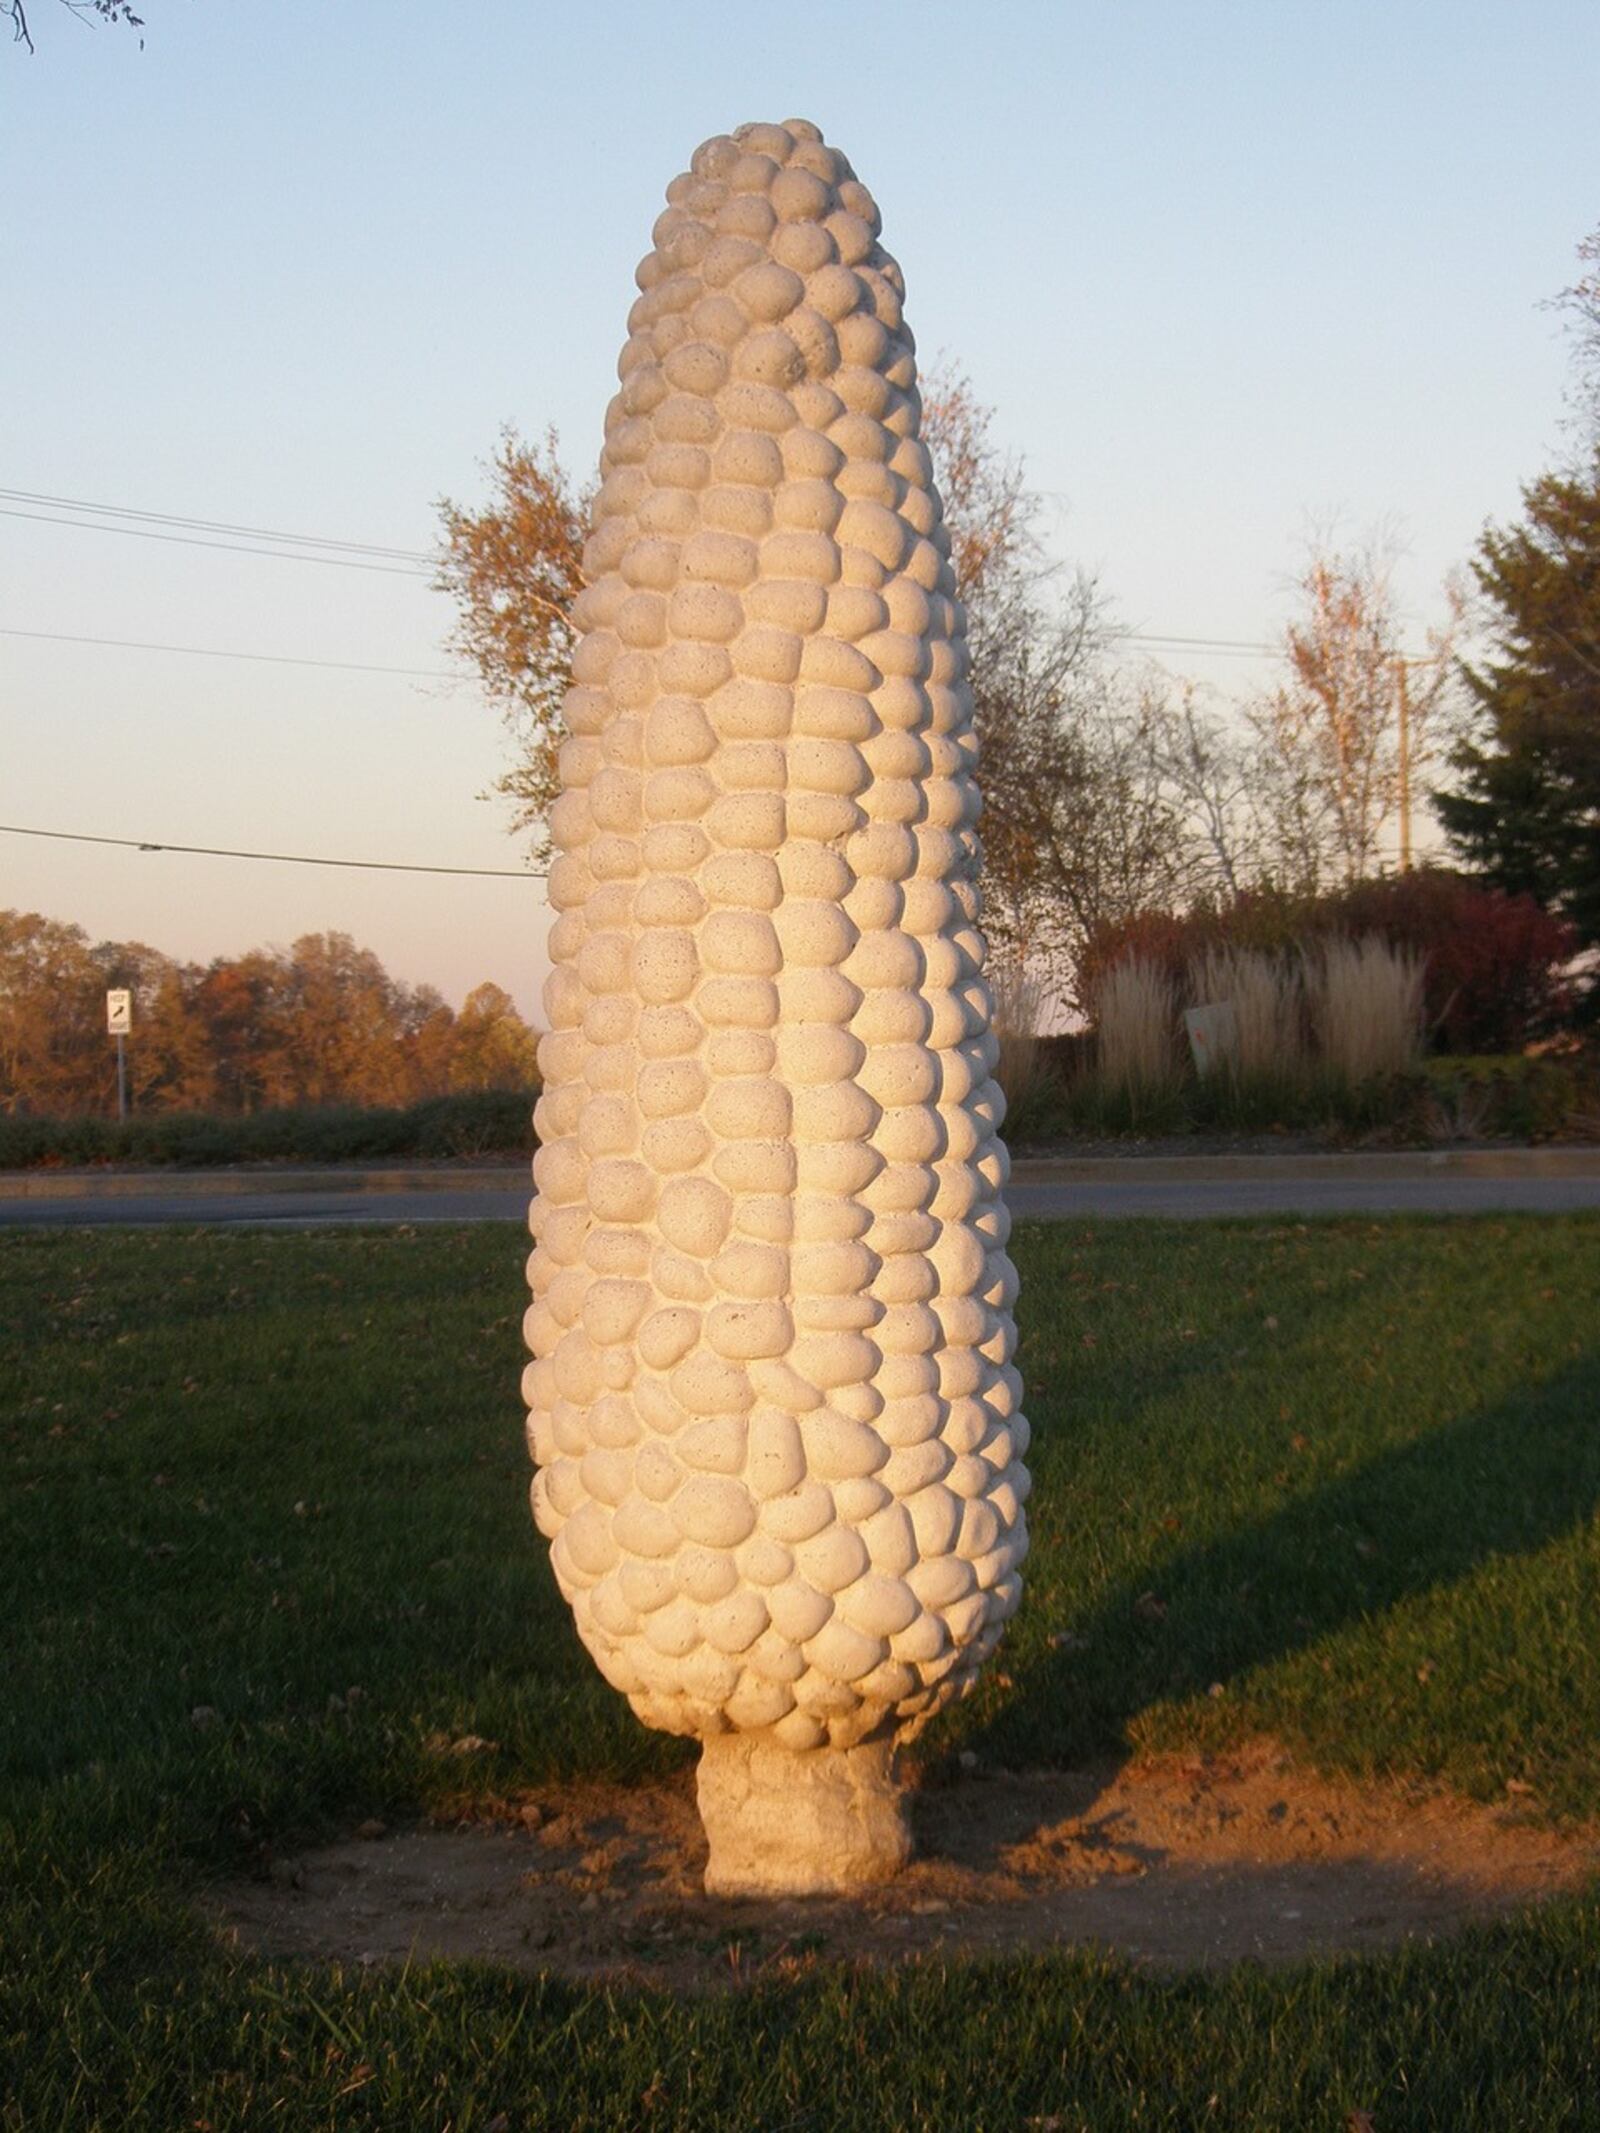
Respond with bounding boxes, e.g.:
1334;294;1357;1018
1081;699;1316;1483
524;120;1029;1897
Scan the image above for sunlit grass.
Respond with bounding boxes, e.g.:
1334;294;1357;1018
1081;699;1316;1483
4;1216;1599;2130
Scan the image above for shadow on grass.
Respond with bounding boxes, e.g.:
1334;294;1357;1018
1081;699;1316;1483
1006;1215;1372;1445
968;1346;1600;1774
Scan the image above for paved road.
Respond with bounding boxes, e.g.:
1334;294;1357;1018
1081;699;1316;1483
1010;1175;1600;1219
6;1175;1600;1228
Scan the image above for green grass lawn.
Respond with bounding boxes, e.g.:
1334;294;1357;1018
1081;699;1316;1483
3;1215;1599;2130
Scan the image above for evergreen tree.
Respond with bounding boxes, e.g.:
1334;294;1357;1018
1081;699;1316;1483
1437;458;1600;1006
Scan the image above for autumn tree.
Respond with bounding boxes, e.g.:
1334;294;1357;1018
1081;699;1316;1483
1248;533;1460;891
1436;457;1600;1003
449;981;542;1091
195;950;290;1112
1553;220;1600;451
1138;680;1263;901
436;429;588;868
0;917;208;1115
0;909;542;1115
404;990;461;1098
917;365;1191;1005
919;363;1093;976
91;935;209;1110
133;963;216;1109
265;933;460;1108
0;911;101;1114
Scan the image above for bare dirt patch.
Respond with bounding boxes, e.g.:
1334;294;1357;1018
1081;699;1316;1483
207;1743;1598;1986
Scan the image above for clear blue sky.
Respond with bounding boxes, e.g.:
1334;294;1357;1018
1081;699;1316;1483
4;0;1595;1018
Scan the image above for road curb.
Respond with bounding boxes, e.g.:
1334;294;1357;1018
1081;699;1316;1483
3;1146;1598;1201
1011;1147;1600;1184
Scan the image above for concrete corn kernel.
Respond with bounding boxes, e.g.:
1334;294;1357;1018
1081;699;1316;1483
525;120;1029;1888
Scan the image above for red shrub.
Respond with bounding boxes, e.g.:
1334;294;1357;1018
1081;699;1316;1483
1080;871;1575;1053
1079;890;1307;1010
1325;872;1576;1053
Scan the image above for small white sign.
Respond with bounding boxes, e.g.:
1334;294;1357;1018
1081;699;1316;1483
106;988;132;1035
1184;1000;1238;1080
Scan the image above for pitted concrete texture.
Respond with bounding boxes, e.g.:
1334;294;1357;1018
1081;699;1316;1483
697;1735;910;1895
523;121;1029;1860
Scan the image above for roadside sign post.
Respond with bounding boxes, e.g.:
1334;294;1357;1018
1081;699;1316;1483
106;989;132;1120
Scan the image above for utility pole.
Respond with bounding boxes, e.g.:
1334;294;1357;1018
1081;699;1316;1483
1395;655;1412;873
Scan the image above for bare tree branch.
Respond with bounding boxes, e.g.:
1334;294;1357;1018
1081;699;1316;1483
6;0;145;52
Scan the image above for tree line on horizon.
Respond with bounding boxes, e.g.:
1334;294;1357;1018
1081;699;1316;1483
0;913;540;1118
436;223;1600;1029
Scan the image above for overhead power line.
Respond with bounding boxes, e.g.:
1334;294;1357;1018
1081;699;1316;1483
1120;632;1446;663
0;506;434;577
5;614;1419;671
1;823;537;880
0;625;460;682
1;616;1433;676
0;488;433;564
1122;632;1279;660
0;483;1442;662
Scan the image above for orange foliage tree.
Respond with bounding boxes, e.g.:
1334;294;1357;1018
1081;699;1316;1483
0;912;540;1117
436;428;589;869
1249;534;1461;891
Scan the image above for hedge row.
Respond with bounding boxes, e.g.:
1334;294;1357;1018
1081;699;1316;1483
0;1089;538;1171
1004;1047;1599;1145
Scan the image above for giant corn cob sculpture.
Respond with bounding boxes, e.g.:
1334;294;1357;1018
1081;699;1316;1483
525;119;1029;1896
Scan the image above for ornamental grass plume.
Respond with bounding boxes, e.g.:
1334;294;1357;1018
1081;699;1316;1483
1094;956;1178;1099
1305;934;1425;1084
1191;947;1304;1081
990;962;1057;1140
